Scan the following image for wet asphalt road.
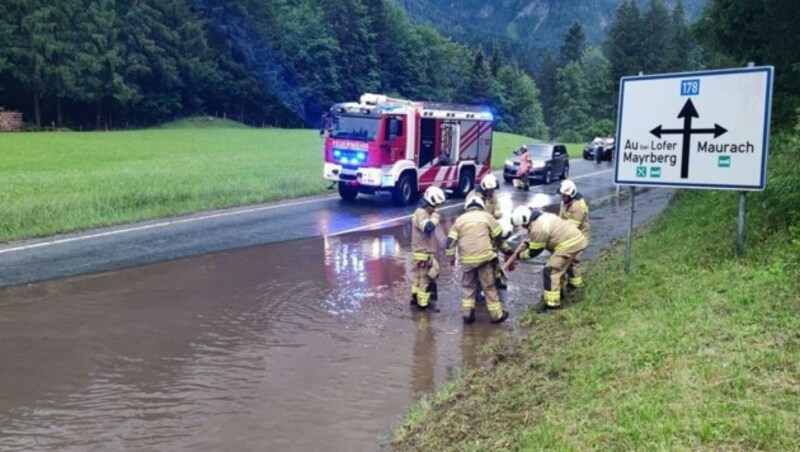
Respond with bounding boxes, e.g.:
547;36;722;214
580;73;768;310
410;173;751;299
0;159;675;451
2;160;616;289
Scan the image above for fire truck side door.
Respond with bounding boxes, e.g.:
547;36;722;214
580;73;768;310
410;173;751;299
384;116;406;161
439;121;460;165
418;118;436;167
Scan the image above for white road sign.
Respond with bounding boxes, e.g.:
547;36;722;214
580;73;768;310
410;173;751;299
614;67;773;190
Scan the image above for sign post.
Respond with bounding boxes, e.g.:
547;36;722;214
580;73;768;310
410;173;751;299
615;66;773;269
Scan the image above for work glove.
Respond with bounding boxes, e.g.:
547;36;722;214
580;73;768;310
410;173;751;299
515;250;526;261
506;262;516;272
417;260;428;269
502;248;514;258
449;259;456;269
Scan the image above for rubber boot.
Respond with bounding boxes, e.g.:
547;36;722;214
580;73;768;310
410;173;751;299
491;310;510;324
463;309;476;325
427;282;438;301
410;293;418;306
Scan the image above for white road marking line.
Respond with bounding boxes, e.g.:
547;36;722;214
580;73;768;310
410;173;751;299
0;196;338;255
1;169;617;254
325;202;462;238
571;168;614;180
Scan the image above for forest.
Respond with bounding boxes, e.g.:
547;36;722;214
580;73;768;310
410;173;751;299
0;0;797;138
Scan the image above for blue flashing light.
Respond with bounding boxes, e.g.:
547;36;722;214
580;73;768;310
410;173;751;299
334;149;368;165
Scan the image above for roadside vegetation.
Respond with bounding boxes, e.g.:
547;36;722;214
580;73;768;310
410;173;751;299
392;127;800;450
0;121;547;243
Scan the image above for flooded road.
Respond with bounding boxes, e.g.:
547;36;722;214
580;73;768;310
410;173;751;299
0;164;674;451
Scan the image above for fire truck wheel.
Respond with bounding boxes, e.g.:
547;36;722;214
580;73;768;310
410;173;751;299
456;169;474;198
338;182;359;202
392;173;416;206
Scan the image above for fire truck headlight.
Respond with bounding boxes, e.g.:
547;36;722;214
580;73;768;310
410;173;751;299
358;168;382;186
324;163;342;180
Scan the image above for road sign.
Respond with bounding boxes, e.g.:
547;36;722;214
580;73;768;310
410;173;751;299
615;67;773;190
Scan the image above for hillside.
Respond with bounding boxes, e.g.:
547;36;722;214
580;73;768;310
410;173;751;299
396;0;707;58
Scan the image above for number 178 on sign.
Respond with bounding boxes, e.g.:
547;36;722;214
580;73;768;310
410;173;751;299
681;79;700;96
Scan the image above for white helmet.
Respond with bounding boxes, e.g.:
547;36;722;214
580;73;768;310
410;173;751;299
423;186;446;207
511;206;532;227
464;192;485;210
480;173;498;191
559;180;577;198
499;220;513;239
511;206;543;227
521;144;528;150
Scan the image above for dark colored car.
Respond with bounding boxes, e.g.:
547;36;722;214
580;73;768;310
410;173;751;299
583;137;615;161
503;143;570;185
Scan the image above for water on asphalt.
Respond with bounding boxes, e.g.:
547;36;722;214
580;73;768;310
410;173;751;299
0;186;673;451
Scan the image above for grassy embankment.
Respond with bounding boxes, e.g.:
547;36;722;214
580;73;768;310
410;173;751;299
0;117;548;243
393;127;800;450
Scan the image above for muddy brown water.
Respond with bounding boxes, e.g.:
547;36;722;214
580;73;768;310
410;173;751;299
0;188;673;451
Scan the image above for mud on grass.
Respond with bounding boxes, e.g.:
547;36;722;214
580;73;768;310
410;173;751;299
392;134;800;450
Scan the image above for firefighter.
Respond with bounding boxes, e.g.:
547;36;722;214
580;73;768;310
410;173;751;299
510;206;587;309
513;144;531;191
410;186;446;310
469;174;513;290
446;195;510;324
475;173;502;219
557;180;590;289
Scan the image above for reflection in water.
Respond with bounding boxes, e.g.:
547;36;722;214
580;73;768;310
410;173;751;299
322;232;408;318
0;187;673;451
410;311;436;399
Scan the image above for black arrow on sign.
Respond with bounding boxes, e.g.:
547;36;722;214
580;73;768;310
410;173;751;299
649;98;728;179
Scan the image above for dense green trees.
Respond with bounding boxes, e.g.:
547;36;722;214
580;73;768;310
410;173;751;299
3;0;792;139
0;0;544;135
698;0;800;123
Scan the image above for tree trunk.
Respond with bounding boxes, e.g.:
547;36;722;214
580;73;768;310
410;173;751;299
33;92;41;127
56;97;63;128
96;100;102;130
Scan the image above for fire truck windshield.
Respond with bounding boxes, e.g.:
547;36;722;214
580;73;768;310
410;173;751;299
331;115;380;141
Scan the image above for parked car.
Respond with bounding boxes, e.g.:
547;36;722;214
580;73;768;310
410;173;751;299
583;137;615;161
503;143;570;185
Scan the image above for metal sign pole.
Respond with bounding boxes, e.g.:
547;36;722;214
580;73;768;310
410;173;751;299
623;70;645;275
736;191;746;257
625;187;635;274
735;62;755;258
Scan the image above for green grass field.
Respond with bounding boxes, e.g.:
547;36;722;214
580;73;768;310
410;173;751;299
392;130;800;450
0;120;559;243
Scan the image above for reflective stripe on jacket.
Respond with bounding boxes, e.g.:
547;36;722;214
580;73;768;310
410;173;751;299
446;208;503;265
411;207;440;261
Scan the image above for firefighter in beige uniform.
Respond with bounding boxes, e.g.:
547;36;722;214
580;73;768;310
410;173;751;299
410;186;446;310
557;180;590;289
510;206;587;309
446;196;510;324
468;173;511;289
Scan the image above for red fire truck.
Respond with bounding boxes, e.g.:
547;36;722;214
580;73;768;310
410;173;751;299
322;93;494;205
